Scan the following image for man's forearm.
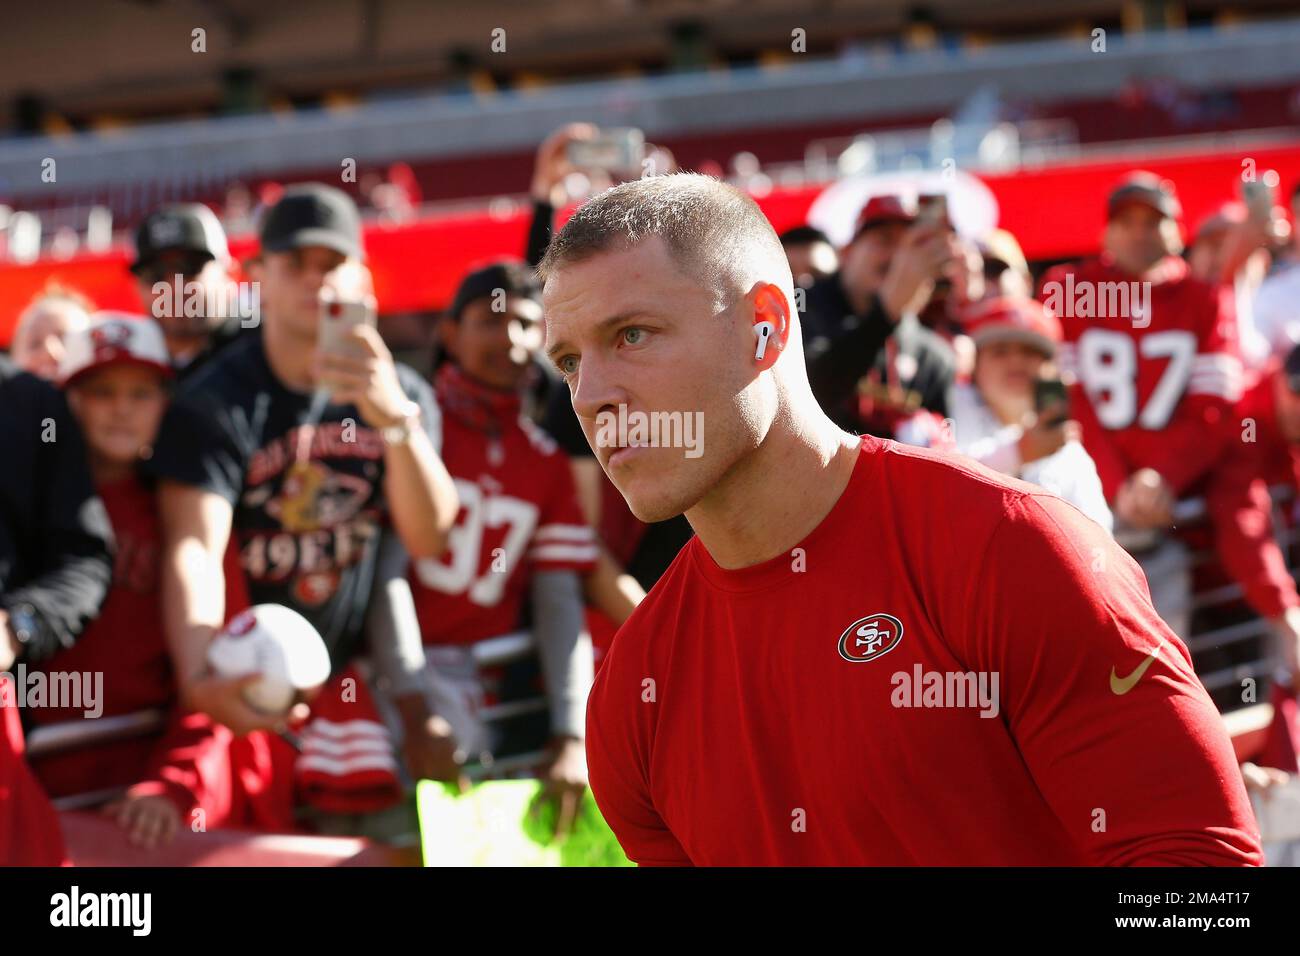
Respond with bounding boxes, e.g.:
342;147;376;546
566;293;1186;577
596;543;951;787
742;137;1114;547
161;539;226;690
366;529;429;699
4;521;115;663
531;569;594;739
583;548;645;627
383;429;458;560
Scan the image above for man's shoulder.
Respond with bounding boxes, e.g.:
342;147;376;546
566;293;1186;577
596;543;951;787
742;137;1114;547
172;331;265;407
872;435;1033;500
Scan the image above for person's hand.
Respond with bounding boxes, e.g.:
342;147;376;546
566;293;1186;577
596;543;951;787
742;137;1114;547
0;611;15;672
531;123;598;206
1269;606;1300;684
1115;468;1175;530
1241;761;1290;796
878;225;961;322
104;791;183;850
181;671;309;737
315;324;416;430
534;736;588;841
401;708;469;792
1016;412;1076;464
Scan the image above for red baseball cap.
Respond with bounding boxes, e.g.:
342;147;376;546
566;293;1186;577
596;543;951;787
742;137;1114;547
852;195;916;238
960;296;1062;358
59;313;174;388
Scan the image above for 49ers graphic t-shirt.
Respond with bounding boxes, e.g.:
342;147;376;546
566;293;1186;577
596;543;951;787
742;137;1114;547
586;434;1262;866
146;329;441;670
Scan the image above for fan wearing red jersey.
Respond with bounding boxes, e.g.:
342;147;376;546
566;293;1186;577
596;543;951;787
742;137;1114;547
1039;174;1243;639
408;262;597;832
29;314;237;850
540;173;1261;866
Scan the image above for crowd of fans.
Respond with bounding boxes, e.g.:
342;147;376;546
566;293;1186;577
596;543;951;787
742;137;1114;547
2;121;1300;864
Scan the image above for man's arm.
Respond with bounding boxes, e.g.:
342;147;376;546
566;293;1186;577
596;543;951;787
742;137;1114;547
586;660;693;866
1;392;114;663
964;492;1261;865
531;569;593;741
321;327;458;560
381;423;458;560
157;480;274;735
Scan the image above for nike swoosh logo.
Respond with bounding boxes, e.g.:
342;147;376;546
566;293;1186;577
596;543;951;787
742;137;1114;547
1110;650;1159;696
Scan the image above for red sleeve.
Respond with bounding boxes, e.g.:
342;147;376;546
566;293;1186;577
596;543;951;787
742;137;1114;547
1154;283;1241;495
585;651;692;866
129;710;234;823
529;455;599;574
964;493;1262;865
1205;442;1300;620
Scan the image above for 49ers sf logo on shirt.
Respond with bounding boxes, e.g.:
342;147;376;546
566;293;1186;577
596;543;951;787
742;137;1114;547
838;613;904;663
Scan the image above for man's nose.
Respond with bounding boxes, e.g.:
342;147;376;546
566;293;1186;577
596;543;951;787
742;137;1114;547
570;353;628;424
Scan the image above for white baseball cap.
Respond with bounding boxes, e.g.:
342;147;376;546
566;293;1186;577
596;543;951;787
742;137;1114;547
59;312;174;388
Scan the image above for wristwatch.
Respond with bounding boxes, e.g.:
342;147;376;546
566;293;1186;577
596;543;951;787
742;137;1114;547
380;400;422;447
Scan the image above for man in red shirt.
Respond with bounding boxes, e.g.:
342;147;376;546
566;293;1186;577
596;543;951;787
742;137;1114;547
409;261;598;828
1039;173;1242;641
539;173;1261;866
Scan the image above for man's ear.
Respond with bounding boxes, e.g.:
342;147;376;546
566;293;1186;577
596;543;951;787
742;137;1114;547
750;283;791;369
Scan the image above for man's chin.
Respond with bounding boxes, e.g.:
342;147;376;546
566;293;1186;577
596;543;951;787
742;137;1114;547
618;481;691;524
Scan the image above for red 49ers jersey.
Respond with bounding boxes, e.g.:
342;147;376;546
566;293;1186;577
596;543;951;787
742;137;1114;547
410;412;598;646
1040;255;1242;499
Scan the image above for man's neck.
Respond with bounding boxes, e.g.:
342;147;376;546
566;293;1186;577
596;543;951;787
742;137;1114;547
684;412;861;570
90;453;133;485
262;317;317;392
165;333;206;368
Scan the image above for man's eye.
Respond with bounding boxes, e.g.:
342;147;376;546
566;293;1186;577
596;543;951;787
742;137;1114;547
558;355;579;377
622;327;645;345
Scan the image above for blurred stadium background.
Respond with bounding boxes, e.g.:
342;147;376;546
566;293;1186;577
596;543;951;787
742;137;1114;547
4;0;1300;864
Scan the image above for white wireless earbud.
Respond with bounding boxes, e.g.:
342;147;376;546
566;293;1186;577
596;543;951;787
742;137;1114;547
754;321;776;361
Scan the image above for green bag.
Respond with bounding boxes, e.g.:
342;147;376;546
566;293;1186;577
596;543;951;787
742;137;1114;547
416;779;633;867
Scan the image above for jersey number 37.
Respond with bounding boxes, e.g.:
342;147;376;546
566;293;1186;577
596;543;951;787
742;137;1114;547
414;479;538;607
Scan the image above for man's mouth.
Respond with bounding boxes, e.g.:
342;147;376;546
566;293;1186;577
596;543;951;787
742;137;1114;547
606;439;651;468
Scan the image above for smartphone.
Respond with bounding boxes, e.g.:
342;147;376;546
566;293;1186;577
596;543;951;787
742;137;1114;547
318;288;377;359
567;128;645;174
916;193;951;229
1034;377;1069;427
916;194;953;295
1241;178;1276;221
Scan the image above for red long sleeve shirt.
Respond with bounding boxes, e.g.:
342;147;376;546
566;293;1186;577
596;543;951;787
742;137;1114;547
586;435;1262;865
1043;256;1242;500
1202;362;1300;619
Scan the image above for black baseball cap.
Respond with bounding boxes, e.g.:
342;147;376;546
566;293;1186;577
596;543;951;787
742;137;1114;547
1107;172;1182;221
259;184;363;259
131;204;229;274
448;260;541;321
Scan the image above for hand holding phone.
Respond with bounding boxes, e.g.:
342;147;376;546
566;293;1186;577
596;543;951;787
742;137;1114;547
1033;377;1069;427
318;288;377;358
566;128;645;175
